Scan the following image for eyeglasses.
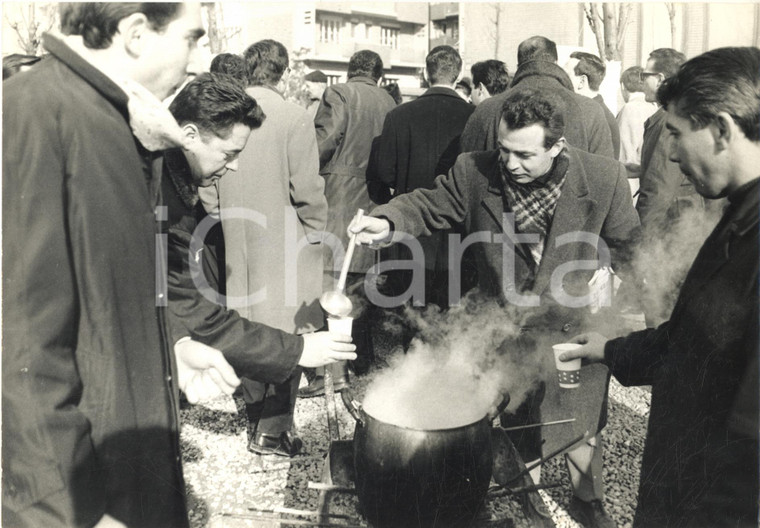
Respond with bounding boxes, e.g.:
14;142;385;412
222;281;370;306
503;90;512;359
639;71;661;82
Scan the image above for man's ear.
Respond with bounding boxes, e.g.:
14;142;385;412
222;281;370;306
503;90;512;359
181;123;200;146
118;13;149;58
549;137;566;157
713;111;736;150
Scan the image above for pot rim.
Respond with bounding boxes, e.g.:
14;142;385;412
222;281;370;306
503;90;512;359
361;407;490;432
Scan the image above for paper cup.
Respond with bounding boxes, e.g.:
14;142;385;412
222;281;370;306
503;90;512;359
327;316;353;337
552;343;582;389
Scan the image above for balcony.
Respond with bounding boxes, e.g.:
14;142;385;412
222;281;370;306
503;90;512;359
312;40;425;67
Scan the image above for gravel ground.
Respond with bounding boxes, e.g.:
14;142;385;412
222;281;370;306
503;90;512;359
181;311;650;528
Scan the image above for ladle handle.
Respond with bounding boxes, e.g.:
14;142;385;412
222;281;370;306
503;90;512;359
337;209;364;292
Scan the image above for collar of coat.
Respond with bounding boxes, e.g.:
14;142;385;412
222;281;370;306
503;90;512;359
164;149;199;211
42;32;130;121
510;60;574;92
420;85;465;100
347;76;380;87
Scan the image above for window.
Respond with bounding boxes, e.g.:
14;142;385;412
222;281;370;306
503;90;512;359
319;17;342;43
380;27;399;49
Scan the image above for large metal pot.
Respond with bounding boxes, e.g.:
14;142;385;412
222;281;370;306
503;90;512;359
343;391;508;528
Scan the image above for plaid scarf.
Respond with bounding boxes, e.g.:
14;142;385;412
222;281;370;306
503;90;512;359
500;152;569;273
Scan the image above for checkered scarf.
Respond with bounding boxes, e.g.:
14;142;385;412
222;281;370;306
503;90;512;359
500;152;569;272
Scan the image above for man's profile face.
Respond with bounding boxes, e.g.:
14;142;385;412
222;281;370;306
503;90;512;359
185;123;251;187
305;81;326;100
665;109;728;199
641;58;662;103
563;57;583;93
139;3;205;100
497;120;563;183
471;83;489;106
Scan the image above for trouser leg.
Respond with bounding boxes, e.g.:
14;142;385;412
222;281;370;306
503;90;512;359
243;369;302;435
565;434;604;501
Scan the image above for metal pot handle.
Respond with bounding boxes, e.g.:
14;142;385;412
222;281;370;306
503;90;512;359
340;388;366;427
487;392;511;421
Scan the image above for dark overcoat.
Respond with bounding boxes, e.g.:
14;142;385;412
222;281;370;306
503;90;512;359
460;60;614;159
162;151;304;384
605;178;759;527
2;35;187;527
369;86;475;276
315;76;396;274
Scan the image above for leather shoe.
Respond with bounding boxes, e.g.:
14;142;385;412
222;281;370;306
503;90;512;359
297;376;348;398
567;497;616;528
519;489;556;528
247;431;303;457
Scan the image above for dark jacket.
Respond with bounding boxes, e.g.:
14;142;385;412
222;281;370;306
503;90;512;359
636;107;707;231
605;178;759;527
593;93;621;160
460;60;614;158
162;150;304;384
372;147;639;333
315;76;396;273
369;86;475;274
2;35;187;527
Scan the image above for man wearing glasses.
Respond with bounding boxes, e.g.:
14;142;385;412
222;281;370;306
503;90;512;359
635;48;721;326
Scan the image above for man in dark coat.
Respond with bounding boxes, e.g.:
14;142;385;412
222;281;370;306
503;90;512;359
563;46;759;528
351;89;638;528
564;51;621;159
162;74;356;456
369;45;475;312
461;36;614;159
310;49;396;382
2;4;240;527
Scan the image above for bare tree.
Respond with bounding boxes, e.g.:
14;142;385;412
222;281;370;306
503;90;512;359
202;2;241;54
665;3;678;48
4;3;58;55
489;3;503;60
583;3;632;61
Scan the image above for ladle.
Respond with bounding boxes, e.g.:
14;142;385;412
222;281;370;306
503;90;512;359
320;209;364;317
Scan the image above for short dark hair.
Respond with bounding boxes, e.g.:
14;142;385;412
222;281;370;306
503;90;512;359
648;48;686;79
210;53;247;82
456;77;473;96
517;36;558;66
658;47;760;142
501;88;565;148
620;66;645;93
347;50;383;82
169;73;265;138
471;60;510;96
382;82;403;105
60;3;183;49
426;45;462;85
243;40;289;87
3;54;41;80
569;51;606;91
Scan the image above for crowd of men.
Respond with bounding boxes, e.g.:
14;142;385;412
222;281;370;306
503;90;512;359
2;3;757;528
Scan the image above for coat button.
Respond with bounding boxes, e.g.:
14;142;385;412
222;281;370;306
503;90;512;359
166;375;172;382
562;323;572;332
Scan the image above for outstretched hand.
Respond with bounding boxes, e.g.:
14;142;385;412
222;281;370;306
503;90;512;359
563;332;609;364
174;338;241;404
299;331;357;368
347;214;391;247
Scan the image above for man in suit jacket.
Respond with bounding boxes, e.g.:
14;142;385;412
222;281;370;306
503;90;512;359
562;46;759;528
461;36;614;159
352;89;638;528
369;45;475;313
311;49;396;379
163;74;356;457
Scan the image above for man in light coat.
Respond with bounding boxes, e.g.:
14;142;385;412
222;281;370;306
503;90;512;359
213;40;332;455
